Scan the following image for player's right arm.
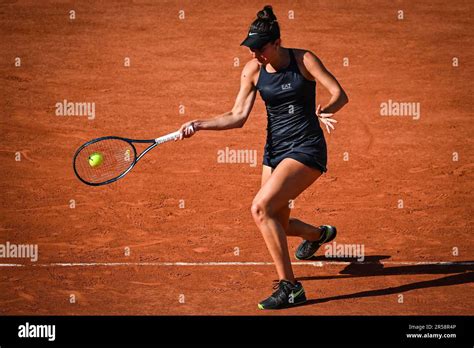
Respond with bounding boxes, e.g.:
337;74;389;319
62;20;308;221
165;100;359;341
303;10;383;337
178;60;259;138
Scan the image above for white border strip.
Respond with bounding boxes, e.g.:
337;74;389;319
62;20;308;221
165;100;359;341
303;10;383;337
0;261;472;267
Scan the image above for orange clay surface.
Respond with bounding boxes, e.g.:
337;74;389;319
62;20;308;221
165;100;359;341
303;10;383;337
0;0;473;315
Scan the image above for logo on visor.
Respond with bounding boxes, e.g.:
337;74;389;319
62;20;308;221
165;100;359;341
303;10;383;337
248;32;258;36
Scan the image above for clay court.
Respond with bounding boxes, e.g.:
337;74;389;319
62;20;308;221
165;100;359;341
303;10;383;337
0;0;473;315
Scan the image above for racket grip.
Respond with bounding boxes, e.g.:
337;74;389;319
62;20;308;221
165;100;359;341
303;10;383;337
155;125;194;144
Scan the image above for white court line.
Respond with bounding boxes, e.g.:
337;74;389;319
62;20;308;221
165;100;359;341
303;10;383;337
0;261;472;267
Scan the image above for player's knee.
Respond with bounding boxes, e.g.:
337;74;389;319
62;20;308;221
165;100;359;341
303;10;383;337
250;201;266;224
250;199;274;224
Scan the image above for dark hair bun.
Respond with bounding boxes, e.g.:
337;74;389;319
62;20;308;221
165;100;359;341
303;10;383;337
257;5;277;22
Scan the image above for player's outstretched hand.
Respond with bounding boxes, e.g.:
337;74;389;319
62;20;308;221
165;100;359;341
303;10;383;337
316;104;337;134
177;120;197;140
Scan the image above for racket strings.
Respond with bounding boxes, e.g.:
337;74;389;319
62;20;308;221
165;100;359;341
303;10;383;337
74;139;136;184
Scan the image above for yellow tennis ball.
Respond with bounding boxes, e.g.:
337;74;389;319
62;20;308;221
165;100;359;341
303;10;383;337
88;152;104;168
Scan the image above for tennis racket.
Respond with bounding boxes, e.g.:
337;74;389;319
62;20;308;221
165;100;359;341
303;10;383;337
73;126;193;186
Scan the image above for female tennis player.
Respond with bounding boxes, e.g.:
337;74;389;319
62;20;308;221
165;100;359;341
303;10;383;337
178;5;348;310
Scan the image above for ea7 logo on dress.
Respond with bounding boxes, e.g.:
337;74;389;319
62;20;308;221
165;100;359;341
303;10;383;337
18;322;56;341
281;83;292;90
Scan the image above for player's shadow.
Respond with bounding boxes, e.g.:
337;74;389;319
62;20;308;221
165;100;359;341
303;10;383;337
294;255;474;305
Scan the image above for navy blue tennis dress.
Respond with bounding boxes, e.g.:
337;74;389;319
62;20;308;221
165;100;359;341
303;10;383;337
256;49;327;173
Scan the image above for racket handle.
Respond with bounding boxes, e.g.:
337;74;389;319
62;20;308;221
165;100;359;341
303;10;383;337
154;125;194;144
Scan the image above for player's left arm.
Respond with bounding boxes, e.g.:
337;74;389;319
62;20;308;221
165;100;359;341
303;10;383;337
302;50;349;114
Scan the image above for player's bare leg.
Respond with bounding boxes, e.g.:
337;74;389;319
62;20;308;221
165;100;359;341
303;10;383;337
253;159;322;283
261;165;324;241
